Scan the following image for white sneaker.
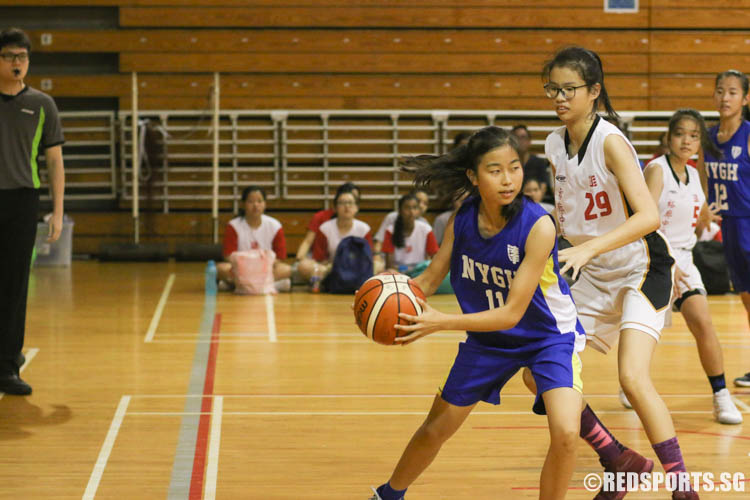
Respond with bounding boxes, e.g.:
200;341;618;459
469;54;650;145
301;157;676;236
274;278;291;293
619;388;633;409
713;388;743;425
368;486;383;500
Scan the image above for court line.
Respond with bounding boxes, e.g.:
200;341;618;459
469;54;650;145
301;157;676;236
0;348;39;401
144;273;176;343
153;332;465;339
167;289;216;499
20;347;38;372
128;393;737;398
188;313;221;499
82;395;131;500
203;396;223;500
732;396;750;412
126;410;732;416
265;294;277;343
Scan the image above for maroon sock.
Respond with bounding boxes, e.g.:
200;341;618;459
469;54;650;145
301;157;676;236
652;436;687;474
580;404;626;464
653;437;693;492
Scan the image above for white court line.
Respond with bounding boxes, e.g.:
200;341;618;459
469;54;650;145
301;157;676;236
82;395;131;500
126;410;726;416
732;396;750;412
20;347;38;373
128;393;729;399
0;348;39;401
265;294;277;343
150;339;466;344
144;274;176;343
204;396;223;500
154;332;465;338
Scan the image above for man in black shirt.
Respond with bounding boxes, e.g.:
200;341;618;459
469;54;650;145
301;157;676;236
512;124;552;202
0;28;65;395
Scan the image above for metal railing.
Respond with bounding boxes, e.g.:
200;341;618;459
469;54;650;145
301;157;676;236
38;110;117;201
120;108;718;213
44;106;720;244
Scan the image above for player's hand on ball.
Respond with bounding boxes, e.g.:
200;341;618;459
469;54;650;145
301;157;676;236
394;297;447;346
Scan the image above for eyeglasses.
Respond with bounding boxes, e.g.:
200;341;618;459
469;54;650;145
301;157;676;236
0;52;29;63
544;84;587;100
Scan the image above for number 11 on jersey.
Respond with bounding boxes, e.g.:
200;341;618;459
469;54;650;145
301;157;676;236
485;289;505;309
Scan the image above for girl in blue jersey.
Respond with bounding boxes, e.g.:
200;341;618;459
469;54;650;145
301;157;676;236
369;127;585;500
699;70;750;386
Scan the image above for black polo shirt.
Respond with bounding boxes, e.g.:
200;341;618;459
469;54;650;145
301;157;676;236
0;86;64;189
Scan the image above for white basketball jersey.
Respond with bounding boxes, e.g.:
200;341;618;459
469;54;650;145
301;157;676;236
651;155;705;251
316;218;371;260
545;117;639;247
229;215;282;252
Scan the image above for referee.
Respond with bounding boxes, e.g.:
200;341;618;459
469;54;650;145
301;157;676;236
0;28;65;395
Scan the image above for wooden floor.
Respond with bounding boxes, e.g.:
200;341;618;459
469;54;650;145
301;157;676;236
3;262;749;499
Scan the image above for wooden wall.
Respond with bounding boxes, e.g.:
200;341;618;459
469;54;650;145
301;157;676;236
8;0;750;112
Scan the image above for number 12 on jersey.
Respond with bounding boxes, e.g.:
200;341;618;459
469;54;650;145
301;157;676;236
714;184;729;211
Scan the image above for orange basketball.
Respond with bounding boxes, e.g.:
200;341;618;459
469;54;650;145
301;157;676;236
353;273;426;345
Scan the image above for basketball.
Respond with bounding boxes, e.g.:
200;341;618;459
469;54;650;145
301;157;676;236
353;273;426;345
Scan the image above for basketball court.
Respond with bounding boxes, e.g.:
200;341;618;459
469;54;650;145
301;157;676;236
2;261;747;499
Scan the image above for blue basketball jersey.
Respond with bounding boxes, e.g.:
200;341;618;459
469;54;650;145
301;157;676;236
705;121;750;216
449;196;585;349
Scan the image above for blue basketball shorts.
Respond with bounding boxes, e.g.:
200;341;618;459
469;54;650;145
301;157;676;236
438;333;583;415
721;216;750;293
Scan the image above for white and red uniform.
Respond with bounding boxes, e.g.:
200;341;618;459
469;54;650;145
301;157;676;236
223;215;286;260
545;116;675;353
312;218;372;262
649;154;707;298
381;219;439;267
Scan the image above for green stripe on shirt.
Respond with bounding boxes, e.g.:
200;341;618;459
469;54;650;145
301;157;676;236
30;106;46;189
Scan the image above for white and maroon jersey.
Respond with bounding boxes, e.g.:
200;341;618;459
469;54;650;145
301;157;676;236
381;219;439;267
223;215;286;260
649;154;705;251
312;218;372;262
374;211;429;242
545;116;640;247
547;117;674;313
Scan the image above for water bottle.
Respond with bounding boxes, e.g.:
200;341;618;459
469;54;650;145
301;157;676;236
205;260;218;294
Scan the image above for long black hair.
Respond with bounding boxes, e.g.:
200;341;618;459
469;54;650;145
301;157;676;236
239;185;266;217
392;193;418;248
542;46;618;121
403;126;524;221
715;69;750;121
667;109;722;160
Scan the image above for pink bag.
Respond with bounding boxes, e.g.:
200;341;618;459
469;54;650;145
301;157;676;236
230;250;276;295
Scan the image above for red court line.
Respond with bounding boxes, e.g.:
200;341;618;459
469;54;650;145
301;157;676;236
189;313;222;500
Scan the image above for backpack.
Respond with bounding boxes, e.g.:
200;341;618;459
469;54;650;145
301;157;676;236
230;249;276;295
692;241;731;295
323;236;373;294
406;260;454;294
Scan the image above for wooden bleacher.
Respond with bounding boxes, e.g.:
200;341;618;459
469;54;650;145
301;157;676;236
4;1;749;254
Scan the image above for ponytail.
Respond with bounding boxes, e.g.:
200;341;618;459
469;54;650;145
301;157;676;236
392;193;418;248
403;126;525;221
543;46;619;121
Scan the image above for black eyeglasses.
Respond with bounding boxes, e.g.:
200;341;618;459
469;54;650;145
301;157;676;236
0;52;29;63
544;84;587;100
